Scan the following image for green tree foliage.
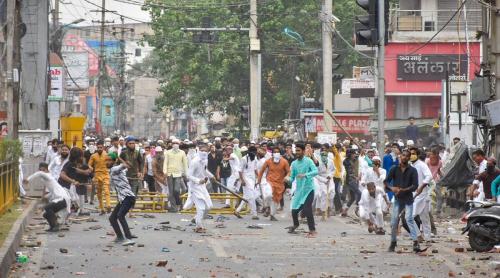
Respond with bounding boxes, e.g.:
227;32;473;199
144;0;371;127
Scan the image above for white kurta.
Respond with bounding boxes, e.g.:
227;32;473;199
412;160;433;216
240;155;258;200
360;167;387;210
28;171;71;213
257;157;272;202
48;155;68;181
472;159;487;202
183;157;213;210
358;187;385;227
314;154;335;211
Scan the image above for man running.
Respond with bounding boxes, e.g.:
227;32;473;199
257;146;290;221
288;143;318;238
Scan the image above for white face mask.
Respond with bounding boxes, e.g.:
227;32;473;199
198;151;208;163
272;152;281;162
88;144;96;153
172;144;179;151
233;144;239;148
314;149;320;156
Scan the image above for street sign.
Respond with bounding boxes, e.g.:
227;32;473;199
341;78;375;94
317;132;337;144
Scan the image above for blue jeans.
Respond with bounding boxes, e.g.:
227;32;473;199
390;200;419;242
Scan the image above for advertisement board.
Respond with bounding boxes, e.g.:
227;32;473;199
304;114;372;135
49;67;64;101
62;51;89;90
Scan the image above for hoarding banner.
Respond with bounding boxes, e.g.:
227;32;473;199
397;54;467;81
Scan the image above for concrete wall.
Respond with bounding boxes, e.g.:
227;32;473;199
129;77;167;138
20;0;49;130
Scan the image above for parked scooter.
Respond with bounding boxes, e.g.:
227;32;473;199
462;200;500;252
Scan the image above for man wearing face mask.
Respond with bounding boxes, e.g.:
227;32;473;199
232;138;242;159
48;144;70;180
88;140;111;215
223;145;242;208
183;144;214;233
313;144;335;220
163;139;188;212
235;146;259;219
257;146;290;221
409;147;433;241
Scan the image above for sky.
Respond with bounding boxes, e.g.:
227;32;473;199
55;0;151;25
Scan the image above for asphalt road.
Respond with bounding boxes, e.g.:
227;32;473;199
8;200;498;278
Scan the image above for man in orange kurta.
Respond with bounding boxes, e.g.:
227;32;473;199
257;147;290;220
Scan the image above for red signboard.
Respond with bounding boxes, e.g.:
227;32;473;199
304;115;372;134
385;42;480;95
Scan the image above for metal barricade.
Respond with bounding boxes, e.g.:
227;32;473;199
110;191;167;213
0;161;19;216
180;193;249;215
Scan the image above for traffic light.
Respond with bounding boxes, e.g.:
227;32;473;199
355;0;388;46
193;17;218;43
332;74;344;81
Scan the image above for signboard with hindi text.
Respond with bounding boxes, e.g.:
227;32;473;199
397;54;467;81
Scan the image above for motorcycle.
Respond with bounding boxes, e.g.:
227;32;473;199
461;200;500;252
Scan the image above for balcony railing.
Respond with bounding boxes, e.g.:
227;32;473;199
392;9;482;33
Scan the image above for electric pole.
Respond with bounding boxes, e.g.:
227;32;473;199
249;0;261;141
4;0;20;139
377;0;386;157
322;0;333;132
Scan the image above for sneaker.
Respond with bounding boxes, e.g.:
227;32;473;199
388;241;397;252
270;215;278;221
113;237;125;244
129;234;138;239
122;239;135;246
251;216;259;220
287;226;298;234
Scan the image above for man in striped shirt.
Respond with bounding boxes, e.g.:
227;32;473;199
108;153;136;246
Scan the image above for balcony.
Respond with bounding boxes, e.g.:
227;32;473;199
390;9;482;42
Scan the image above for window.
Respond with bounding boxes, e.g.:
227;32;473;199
135;48;142;57
395;96;422;119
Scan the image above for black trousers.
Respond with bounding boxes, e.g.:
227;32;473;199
144;174;156;192
292;191;315;232
43;200;67;228
109;196;136;239
344;180;361;208
333;177;343;212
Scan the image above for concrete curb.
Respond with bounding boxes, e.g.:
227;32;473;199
0;200;39;278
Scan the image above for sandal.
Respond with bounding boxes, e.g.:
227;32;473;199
194;227;206;233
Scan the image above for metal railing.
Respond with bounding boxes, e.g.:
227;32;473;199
392;9;481;33
0;161;19;216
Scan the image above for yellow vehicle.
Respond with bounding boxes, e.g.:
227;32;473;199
60;113;86;148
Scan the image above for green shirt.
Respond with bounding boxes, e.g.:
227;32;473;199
290;157;318;209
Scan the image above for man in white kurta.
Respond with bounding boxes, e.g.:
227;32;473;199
224;146;242;207
359;182;390;234
360;156;387;211
314;146;335;220
410;148;433;240
235;147;259;219
183;146;213;233
234;147;259;220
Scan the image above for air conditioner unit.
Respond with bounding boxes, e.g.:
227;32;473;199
485;100;500;126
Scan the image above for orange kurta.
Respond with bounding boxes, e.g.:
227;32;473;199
258;158;290;203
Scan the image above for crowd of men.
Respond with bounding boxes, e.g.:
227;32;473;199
28;134;500;251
